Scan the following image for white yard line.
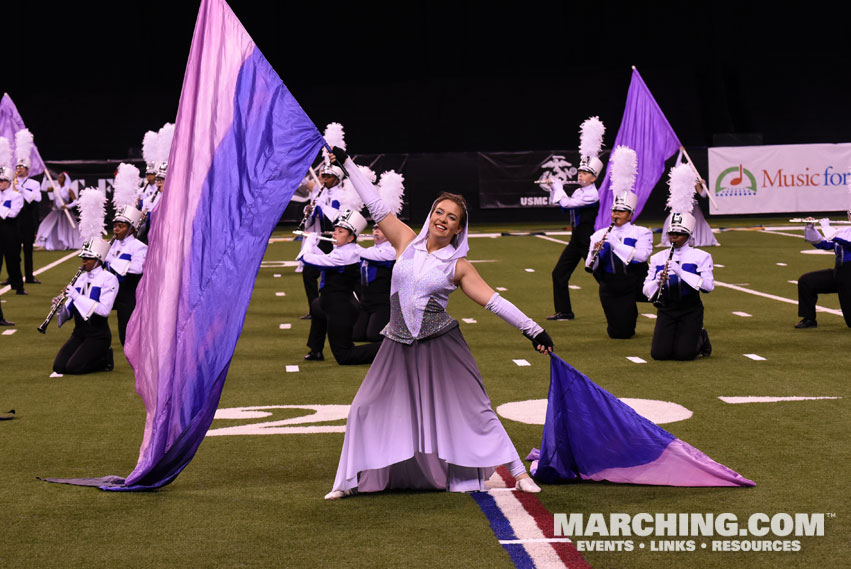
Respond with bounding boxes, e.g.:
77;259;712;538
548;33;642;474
715;281;843;316
0;250;80;295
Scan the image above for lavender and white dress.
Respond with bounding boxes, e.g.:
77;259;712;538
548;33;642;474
36;177;81;251
330;225;525;494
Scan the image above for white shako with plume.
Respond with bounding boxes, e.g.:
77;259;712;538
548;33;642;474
377;170;405;216
666;163;697;235
142;130;159;175
154;123;175;179
113;163;144;229
14;128;34;168
321;122;346;179
578;116;606;177
77;188;110;261
609;145;638;212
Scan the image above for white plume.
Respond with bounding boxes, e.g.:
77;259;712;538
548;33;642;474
324;122;346;150
578;116;605;158
378;170;405;215
0;137;11;168
154;123;175;164
338;164;374;213
77;187;107;242
666;163;697;213
609;145;638;194
14;128;34;163
113;163;142;208
142;130;158;164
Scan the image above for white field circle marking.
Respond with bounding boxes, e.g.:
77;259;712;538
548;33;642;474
496;398;692;425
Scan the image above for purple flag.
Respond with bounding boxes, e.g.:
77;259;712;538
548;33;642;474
529;354;755;487
0;93;46;176
44;0;324;491
594;68;681;230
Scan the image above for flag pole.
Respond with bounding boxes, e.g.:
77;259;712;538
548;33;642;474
679;145;718;209
41;167;77;228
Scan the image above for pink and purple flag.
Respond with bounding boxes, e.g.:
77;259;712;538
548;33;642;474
0;93;46;176
44;0;324;490
594;68;682;230
529;354;755;487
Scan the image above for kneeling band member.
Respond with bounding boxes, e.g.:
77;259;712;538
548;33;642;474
299;210;381;365
53;236;118;374
795;215;851;328
643;211;714;360
353;224;395;342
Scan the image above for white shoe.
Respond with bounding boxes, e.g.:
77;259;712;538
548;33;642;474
515;477;542;493
324;489;353;500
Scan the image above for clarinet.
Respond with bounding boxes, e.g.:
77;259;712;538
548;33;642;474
650;244;677;308
37;266;85;334
585;221;616;273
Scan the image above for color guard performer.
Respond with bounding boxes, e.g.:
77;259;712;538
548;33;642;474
795;212;851;329
542;116;605;321
585;146;652;339
643;164;713;359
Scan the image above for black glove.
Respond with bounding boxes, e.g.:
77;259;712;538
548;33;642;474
525;329;554;353
331;146;348;165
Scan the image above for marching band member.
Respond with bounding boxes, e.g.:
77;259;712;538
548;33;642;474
14;129;42;284
105;164;148;345
643;164;714;360
352;170;404;341
299;209;381;365
542;116;605;321
795;212;851;329
353;225;395;342
0;162;26;295
585;146;652;339
53;188;118;374
325;147;551;500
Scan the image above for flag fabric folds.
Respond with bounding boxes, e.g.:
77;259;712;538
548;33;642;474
44;0;324;491
530;354;755;487
0;93;46;176
594;68;682;230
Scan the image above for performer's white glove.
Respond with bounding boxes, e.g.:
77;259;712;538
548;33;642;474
819;218;836;239
65;285;80;300
803;223;823;244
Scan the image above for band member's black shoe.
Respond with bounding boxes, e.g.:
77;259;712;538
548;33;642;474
304;351;324;361
794;318;817;329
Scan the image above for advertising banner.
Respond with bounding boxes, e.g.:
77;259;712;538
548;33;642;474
708;144;851;214
478;150;593;209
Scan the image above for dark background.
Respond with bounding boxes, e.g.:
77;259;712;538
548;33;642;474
8;2;851;161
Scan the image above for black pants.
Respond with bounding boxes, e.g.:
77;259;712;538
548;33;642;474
19;201;39;280
54;324;112;374
307;294;380;365
114;275;142;345
353;304;390;342
598;273;644;339
0;218;23;291
798;264;851;326
552;243;585;314
651;303;705;360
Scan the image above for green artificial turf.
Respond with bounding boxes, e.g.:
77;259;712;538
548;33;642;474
0;221;847;568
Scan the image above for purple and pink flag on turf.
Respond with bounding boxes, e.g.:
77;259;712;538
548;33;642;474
529;354;755;487
46;0;324;490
